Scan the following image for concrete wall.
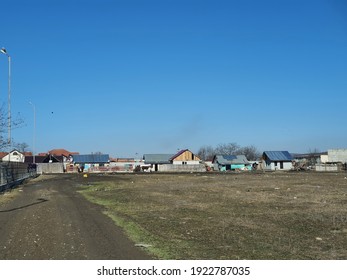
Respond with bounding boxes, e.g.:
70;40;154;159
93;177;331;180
158;164;206;172
328;149;347;163
37;163;64;174
315;164;339;172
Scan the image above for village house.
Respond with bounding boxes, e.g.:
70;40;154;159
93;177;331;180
212;154;251;171
261;151;293;171
170;149;201;165
1;150;26;162
143;149;204;172
48;148;79;157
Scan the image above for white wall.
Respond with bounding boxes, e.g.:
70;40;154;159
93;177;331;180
2;151;25;162
315;164;338;172
263;161;293;170
158;164;206;172
328;149;347;163
320;155;329;163
172;160;200;165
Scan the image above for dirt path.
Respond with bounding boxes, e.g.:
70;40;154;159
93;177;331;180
0;174;151;260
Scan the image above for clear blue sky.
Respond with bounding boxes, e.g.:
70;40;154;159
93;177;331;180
1;0;346;157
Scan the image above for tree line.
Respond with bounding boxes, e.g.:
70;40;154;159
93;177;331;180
196;143;261;161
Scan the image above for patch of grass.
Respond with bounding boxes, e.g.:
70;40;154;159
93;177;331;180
78;172;347;259
0;187;22;206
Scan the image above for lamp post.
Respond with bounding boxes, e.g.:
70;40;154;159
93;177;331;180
29;101;36;164
1;47;11;148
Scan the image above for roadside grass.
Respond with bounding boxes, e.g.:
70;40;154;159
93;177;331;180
0;187;22;206
78;172;347;259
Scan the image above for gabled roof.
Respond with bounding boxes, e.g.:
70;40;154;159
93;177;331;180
143;154;174;164
0;152;8;159
213;155;249;165
24;156;46;163
169;149;189;161
49;149;79;157
24;155;64;163
169;149;201;161
72;154;109;164
263;151;292;161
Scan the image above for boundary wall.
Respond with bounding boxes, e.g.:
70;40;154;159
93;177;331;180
0;162;37;192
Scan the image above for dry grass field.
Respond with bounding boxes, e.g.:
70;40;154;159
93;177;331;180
78;171;347;260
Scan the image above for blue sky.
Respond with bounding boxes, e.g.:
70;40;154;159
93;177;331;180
1;0;346;157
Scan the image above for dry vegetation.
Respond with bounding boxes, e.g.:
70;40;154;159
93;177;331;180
78;171;347;259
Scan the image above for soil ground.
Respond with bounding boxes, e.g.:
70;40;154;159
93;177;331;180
0;174;151;260
78;171;347;260
1;171;347;260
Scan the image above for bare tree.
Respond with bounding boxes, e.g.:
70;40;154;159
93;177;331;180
0;105;24;151
307;148;320;166
13;142;30;153
196;142;261;161
238;145;261;161
196;145;215;161
215;143;240;155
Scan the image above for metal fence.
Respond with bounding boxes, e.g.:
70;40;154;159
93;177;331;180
0;162;37;192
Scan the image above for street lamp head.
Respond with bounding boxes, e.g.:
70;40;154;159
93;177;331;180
1;48;10;58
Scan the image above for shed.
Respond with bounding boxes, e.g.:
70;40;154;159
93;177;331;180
262;151;293;170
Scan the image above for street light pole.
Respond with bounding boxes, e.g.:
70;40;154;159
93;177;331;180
1;47;11;148
29;101;36;164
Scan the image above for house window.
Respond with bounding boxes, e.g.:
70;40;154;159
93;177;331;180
280;162;284;169
274;161;278;167
182;162;187;165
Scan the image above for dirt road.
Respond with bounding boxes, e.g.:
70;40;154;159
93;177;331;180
0;174;151;260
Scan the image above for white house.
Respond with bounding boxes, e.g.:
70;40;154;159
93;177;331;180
262;151;293;171
1;150;25;162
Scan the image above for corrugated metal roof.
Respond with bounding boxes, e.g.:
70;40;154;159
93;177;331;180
223;155;237;161
73;154;109;164
143;154;174;164
213;155;249;165
263;151;292;161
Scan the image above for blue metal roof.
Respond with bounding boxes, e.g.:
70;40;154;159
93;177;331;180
223;155;237;161
263;151;292;161
73;154;109;164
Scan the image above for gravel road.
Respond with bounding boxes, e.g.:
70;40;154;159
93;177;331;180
0;174;151;260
